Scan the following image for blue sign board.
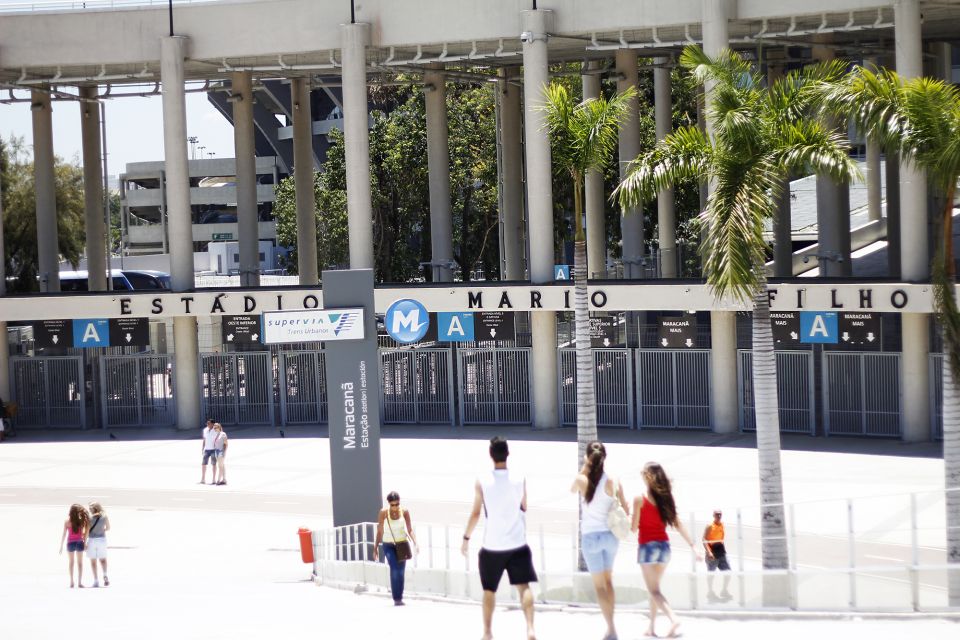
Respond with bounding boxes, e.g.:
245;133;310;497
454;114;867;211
72;319;110;348
384;299;430;344
799;311;838;344
437;312;475;342
554;264;571;280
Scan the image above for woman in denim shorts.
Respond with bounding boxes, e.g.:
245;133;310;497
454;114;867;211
572;441;629;640
631;462;700;638
59;504;90;588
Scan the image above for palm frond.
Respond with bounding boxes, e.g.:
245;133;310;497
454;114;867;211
773;120;861;183
614;126;712;209
579;88;635;174
816;66;908;154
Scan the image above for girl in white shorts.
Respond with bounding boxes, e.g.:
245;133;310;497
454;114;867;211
86;502;111;587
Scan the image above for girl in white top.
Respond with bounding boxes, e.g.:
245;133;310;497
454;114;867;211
214;423;228;486
572;440;629;640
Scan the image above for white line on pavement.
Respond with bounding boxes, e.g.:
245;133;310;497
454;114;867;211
865;554;907;562
264;501;299;505
172;498;203;502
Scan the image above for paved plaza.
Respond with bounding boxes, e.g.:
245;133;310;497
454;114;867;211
0;426;956;638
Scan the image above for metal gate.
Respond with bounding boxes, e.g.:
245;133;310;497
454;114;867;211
201;352;274;426
930;353;943;440
738;350;815;434
100;354;174;427
279;351;328;425
635;349;711;429
824;352;901;436
559;349;634;427
457;348;531;424
10;356;86;428
380;348;455;424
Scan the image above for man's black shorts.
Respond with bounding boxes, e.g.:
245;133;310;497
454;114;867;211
706;553;731;571
478;544;538;592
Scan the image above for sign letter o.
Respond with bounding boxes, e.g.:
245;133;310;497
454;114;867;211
590;291;608;308
890;290;908;309
303;295;320;309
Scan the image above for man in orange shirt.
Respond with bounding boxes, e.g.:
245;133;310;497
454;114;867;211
703;510;732;601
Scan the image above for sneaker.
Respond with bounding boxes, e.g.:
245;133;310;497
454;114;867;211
92;581;99;588
104;577;110;587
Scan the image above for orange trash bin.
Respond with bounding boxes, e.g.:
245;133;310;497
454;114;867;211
298;527;314;564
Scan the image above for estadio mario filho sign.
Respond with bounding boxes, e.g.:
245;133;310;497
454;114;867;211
262;308;365;344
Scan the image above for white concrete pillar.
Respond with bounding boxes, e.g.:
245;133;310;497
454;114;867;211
425;67;454;282
654;57;677;278
702;0;731;115
232;71;259;287
161;36;200;431
866;140;883;223
886;153;902;278
0;167;9;402
496;68;526;281
522;9;558;429
581;62;606;279
767;60;793;277
80;86;106;291
31;90;59;293
616;49;643;278
341;22;374;271
895;0;930;442
291;78;319;284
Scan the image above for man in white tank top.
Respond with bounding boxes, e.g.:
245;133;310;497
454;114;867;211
461;437;537;640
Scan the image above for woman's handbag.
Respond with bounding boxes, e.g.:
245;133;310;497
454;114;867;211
386;514;413;561
607;481;630;540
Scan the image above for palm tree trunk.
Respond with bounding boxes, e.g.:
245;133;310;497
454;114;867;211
751;281;790;604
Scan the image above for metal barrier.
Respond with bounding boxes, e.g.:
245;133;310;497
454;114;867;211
457;348;531;424
380;348;455;425
824;352;901;437
559;348;634;428
931;353;943;440
100;354;174;427
279;351;328;425
738;350;815;434
201;352;274;426
635;349;711;429
10;356;86;428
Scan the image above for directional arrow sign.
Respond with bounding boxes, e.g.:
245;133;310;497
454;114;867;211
658;314;697;348
770;312;801;348
33;319;73;349
109;318;149;347
478;312;515;342
590;314;622;348
838;312;881;349
222;315;261;345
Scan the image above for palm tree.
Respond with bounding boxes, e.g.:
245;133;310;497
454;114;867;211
541;82;634;463
818;68;960;605
616;47;858;585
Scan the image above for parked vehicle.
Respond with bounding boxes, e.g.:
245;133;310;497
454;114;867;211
58;270;134;292
122;270;171;290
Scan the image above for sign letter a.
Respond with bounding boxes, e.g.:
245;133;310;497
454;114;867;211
809;315;829;337
82;323;101;343
448;315;465;336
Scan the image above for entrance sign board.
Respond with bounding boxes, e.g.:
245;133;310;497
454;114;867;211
799;311;838;343
658;315;697;348
72;319;110;348
770;312;801;347
322;269;383;528
222;315;261;344
438;312;475;342
477;311;515;341
32;319;73;348
108;317;149;347
554;265;570;280
262;308;364;344
838;312;881;348
590;315;621;348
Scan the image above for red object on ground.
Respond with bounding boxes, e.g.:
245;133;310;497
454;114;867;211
298;527;314;564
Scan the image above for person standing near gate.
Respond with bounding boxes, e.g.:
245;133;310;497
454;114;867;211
200;418;219;485
703;509;732;601
461;437;538;640
86;502;111;587
214;423;228;486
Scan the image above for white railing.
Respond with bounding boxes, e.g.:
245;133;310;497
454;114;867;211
0;0;219;14
310;488;959;612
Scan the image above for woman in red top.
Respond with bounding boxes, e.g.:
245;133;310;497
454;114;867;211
631;462;700;638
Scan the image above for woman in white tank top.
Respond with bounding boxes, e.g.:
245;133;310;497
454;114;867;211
373;491;418;605
571;440;629;640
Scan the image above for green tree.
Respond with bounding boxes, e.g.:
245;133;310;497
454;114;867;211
819;67;960;605
1;136;86;292
274;166;349;273
541;82;633;474
616;47;857;589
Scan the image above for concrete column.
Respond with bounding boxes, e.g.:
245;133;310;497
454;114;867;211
710;310;739;433
232;71;259;287
0;167;9;402
31;90;59;293
80;86;106;291
886;153;901;278
582;62;606;278
866;140;883;223
424;67;454;282
895;0;930;441
813;42;852;277
291;78;319;284
654;57;677;278
161;36;200;432
616;49;643;278
702;0;731;106
522;9;558;428
767;60;793;277
341;22;374;270
496;68;525;281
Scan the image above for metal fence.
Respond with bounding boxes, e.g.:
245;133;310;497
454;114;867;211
635;349;711;429
279;351;328;425
380;348;455;425
558;348;634;427
738;350;815;434
824;352;902;436
100;354;174;427
930;353;943;441
201;352;274;426
10;356;86;428
457;348;531;424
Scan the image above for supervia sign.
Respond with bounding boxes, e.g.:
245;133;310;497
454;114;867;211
262;308;364;344
384;299;430;344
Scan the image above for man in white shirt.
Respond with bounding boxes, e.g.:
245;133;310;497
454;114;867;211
200;418;219;485
461;437;537;640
